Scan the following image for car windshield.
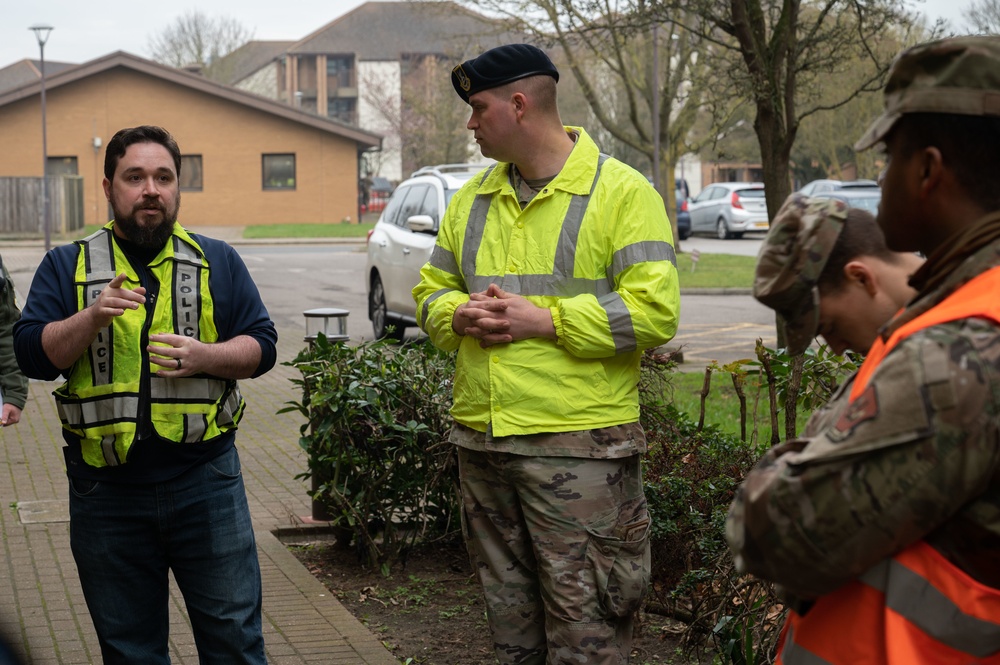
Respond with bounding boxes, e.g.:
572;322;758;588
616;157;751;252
736;189;765;198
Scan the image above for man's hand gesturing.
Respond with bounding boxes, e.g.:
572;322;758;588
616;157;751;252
91;272;146;328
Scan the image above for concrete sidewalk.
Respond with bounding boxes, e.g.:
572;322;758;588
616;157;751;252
0;330;399;664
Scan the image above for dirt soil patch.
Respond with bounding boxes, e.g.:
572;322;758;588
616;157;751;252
289;535;703;664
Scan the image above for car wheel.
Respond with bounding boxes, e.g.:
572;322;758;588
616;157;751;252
716;218;733;240
369;274;406;341
678;227;690;241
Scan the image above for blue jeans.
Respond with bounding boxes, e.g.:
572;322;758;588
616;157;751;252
68;446;266;664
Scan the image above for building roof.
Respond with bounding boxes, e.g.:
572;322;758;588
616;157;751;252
0;51;382;149
289;1;520;60
0;59;78;95
212;40;296;85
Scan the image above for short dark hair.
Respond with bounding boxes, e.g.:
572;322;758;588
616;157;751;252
817;208;896;293
893;113;1000;211
103;126;181;181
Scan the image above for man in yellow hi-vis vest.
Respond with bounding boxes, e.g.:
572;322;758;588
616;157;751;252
727;36;1000;664
414;44;681;663
14;126;276;664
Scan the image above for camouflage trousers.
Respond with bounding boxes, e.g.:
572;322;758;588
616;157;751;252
457;448;650;665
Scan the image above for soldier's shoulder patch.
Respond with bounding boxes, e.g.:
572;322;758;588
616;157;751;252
830;384;879;441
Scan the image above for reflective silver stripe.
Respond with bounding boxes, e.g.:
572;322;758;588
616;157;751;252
610;240;677;282
81;230;118;283
467;274;613;298
218;384;243;427
462;192;493;282
150;377;228;402
420;288;456;328
100;435;121;467
428;244;460;276
173;252;202;339
599;291;636;352
172;235;201;263
458;164;498;283
81;231;116;386
551;154;607;282
56;394;140;428
463;156;610;298
861;557;1000;657
183;414;208;443
781;624;835;665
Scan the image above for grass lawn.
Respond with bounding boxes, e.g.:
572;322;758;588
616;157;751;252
675;251;756;289
243;222;374;239
668;367;810;442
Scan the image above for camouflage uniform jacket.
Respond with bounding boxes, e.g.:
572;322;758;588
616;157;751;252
727;237;1000;599
0;254;28;410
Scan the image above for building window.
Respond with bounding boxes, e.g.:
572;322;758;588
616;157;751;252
46;156;78;176
326;55;353;88
180;155;203;191
263;154;296;190
328;97;356;124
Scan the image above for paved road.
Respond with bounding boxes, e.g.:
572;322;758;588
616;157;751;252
5;239;778;368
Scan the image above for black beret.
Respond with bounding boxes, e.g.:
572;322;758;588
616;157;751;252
451;43;559;103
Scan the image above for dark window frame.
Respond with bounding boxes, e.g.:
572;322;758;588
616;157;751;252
46;156;78;177
262;153;296;191
179;154;203;191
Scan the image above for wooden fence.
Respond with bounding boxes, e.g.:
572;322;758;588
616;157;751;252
0;176;85;236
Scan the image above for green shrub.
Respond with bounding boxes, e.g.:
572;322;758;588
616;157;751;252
639;351;783;662
283;334;457;575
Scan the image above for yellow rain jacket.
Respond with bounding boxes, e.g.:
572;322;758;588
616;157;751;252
413;128;680;437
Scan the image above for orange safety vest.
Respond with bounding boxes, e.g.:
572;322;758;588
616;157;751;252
778;265;1000;665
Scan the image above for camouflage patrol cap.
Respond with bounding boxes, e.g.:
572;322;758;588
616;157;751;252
753;194;849;355
855;35;1000;151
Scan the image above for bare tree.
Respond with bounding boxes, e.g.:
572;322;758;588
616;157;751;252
463;0;745;246
964;0;1000;33
148;11;253;81
361;55;474;178
650;0;930;218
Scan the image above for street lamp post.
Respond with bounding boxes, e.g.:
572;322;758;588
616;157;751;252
30;24;53;252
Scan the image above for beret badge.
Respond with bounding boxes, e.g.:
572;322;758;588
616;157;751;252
454;65;472;92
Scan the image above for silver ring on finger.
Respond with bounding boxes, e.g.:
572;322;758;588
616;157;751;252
176;358;182;370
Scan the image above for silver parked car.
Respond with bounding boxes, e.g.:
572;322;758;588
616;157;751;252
687;182;768;239
365;163;490;340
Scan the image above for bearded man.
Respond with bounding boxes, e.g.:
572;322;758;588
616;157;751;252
14;125;275;664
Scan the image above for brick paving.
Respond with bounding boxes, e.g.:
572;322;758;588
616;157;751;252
0;240;398;664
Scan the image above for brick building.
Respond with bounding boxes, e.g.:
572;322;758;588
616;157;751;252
0;51;381;229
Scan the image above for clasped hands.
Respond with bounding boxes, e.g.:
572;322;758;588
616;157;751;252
453;284;555;348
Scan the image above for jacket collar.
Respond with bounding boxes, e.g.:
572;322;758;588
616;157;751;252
476;126;601;197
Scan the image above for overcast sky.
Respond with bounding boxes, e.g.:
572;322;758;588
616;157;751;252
0;0;976;71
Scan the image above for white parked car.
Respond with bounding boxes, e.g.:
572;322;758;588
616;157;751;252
799;178;878;197
365;163;490;340
687;182;768;239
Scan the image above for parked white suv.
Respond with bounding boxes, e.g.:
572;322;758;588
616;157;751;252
365;163;491;340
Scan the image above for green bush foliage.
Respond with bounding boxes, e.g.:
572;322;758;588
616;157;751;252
283;334;458;575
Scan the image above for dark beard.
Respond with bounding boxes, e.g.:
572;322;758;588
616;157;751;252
113;198;180;249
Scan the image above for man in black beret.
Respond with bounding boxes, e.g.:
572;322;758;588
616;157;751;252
416;43;680;663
